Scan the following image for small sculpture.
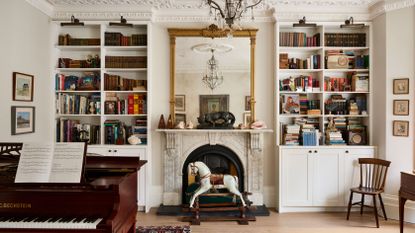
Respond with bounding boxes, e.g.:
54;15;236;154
167;114;174;129
89;102;96;114
128;135;141;145
185;121;194;129
175;121;185;129
158;114;166;129
197;111;235;129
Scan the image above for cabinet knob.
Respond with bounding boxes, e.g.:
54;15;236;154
314;150;318;153
345;150;349;153
108;149;112;152
308;150;312;153
114;150;117;153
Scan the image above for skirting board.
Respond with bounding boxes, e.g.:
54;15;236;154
383;193;415;223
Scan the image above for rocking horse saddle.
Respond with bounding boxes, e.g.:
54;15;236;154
210;174;224;185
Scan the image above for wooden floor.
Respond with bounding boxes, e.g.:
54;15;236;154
137;208;415;233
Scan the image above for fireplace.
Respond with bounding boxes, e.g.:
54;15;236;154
158;129;271;206
182;144;244;204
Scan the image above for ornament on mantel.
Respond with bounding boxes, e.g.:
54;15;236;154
167;114;174;129
175;121;185;129
250;120;267;129
185;121;194;129
158;114;166;129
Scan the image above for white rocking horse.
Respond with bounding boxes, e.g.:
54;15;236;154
188;161;246;208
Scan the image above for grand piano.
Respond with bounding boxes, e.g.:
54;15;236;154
0;143;146;233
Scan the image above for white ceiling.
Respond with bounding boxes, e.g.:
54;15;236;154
29;0;415;21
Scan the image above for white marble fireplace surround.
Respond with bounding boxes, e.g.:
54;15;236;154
157;129;272;206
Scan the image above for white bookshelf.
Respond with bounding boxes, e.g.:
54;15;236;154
51;21;152;212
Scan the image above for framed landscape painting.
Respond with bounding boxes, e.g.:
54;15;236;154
199;95;229;117
13;72;34;101
11;106;35;135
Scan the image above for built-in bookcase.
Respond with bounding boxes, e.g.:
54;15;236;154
52;21;151;212
276;22;372;147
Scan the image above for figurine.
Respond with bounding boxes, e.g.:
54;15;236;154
250;120;267;129
175;121;185;129
185;121;194;129
89;102;96;114
128;135;141;145
158;114;166;129
167;114;174;129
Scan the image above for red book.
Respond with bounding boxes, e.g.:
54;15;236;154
128;94;134;114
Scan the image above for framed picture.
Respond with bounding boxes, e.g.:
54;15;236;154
393;78;409;94
105;101;116;114
199;95;229;117
245;96;251;111
175;113;186;124
243;112;252;126
11;106;35;135
393;120;409;137
175;95;186;112
13;72;34;101
393;100;409;115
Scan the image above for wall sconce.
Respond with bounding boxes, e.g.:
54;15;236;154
340;17;365;29
293;17;316;28
109;16;133;27
61;15;84;26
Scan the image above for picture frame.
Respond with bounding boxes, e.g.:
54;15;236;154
393;120;409;137
243;112;252;126
175;113;186;124
393;78;409;95
13;72;34;101
105;101;116;114
11;106;35;135
175;95;186;112
199;95;229;117
245;96;251;111
393;99;409;115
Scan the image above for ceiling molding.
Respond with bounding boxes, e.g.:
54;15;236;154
30;0;415;22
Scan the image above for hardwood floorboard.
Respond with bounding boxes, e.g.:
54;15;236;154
136;208;415;233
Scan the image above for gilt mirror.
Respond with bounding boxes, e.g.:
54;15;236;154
168;25;257;127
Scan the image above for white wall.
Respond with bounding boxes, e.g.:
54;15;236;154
149;22;276;207
0;0;52;142
373;6;415;221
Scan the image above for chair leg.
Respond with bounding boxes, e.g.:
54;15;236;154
373;195;379;228
378;194;387;221
347;191;353;220
360;194;365;215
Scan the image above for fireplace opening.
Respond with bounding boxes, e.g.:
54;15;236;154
181;144;244;204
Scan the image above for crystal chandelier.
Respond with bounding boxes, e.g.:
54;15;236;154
202;0;263;30
202;49;223;90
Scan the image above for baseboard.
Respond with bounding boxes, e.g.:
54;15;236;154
383;193;415;223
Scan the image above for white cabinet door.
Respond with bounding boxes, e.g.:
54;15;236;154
313;149;345;206
343;148;375;204
281;149;313;206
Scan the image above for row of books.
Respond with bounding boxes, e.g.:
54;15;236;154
104;119;147;145
323;73;369;92
104;73;147;91
279;32;321;47
56;119;100;144
302;129;320;146
280;54;321;69
105;32;147;46
325;94;367;115
104;93;146;114
58;56;100;68
58;34;100;46
105;56;147;68
280;75;319;92
56;93;101;115
325;33;366;47
55;73;100;91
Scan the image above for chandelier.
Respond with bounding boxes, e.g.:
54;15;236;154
202;0;263;30
202;49;224;90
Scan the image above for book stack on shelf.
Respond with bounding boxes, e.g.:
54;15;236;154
56;73;100;91
56;119;100;144
324;33;366;47
56;93;101;115
104;117;147;145
134;116;148;145
105;32;147;46
58;55;100;69
105;56;147;68
58;34;100;46
283;124;301;145
280;53;321;69
280;32;321;47
104;73;147;91
280;76;320;92
104;93;146;115
326;131;346;145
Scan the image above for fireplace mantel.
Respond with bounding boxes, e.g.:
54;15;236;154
157;128;272;205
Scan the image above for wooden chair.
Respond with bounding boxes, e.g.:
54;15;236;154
346;158;391;228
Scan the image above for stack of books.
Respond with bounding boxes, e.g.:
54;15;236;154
302;129;320;146
326;131;346;145
284;124;301;145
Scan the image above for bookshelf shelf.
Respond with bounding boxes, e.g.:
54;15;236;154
324;115;369;118
324;91;370;94
279;47;323;52
55;45;101;51
324;69;369;72
104;114;148;117
104;46;147;51
103;90;147;93
280;91;323;94
55;90;100;93
56;68;101;72
56;114;101;117
280;114;323;118
104;68;147;72
324;47;369;51
279;69;323;73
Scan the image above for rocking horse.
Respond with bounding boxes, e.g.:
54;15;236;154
188;161;246;208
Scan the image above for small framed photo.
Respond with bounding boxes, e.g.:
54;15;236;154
175;113;186;124
393;78;409;95
13;72;34;101
243;112;252;126
393;120;409;137
105;101;116;114
393;99;409;115
11;106;35;135
245;96;251;111
175;95;186;112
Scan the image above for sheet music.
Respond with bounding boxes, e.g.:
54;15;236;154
15;143;85;183
15;143;54;183
49;143;85;183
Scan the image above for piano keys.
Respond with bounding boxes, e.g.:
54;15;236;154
399;172;415;233
0;155;146;233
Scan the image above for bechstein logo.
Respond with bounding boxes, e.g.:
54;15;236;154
0;203;32;208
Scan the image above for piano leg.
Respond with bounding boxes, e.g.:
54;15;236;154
400;196;407;233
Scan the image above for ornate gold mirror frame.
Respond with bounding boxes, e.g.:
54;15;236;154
168;24;258;124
